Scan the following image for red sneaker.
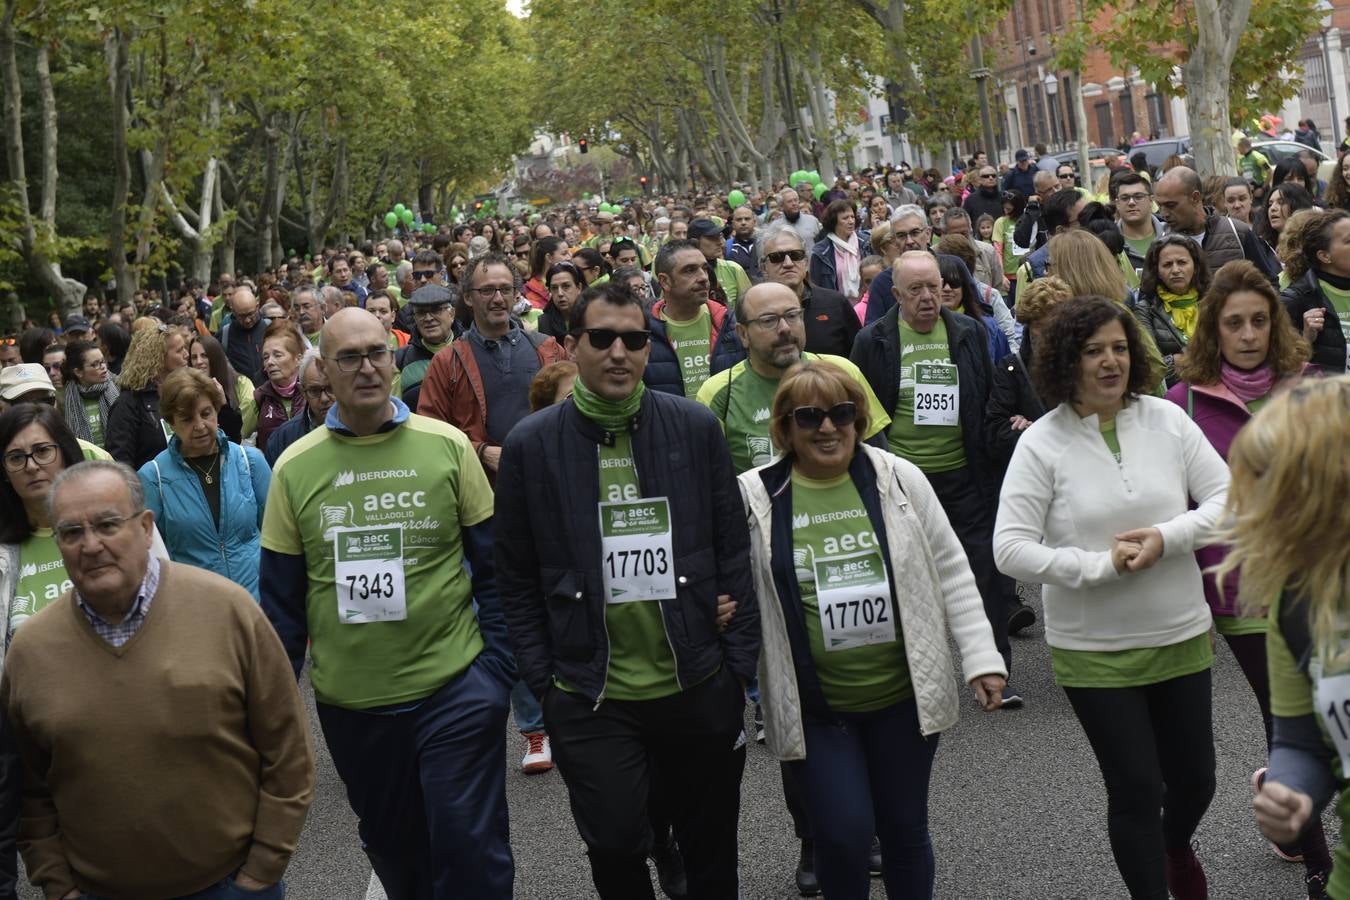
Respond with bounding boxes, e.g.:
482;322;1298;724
1164;842;1208;900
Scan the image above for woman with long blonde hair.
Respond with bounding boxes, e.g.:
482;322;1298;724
104;323;189;468
1227;377;1350;900
1048;229;1167;392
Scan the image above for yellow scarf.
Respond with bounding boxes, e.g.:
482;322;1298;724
1157;287;1199;339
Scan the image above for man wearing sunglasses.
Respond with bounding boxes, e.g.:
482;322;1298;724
852;251;1018;706
647;239;745;398
496;280;757;900
393;283;457;411
759;227;859;356
261;308;516;898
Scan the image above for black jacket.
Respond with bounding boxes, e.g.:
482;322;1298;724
537;302;568;340
1282;270;1348;372
850;304;997;497
962;186;1004;224
264;407;319;467
105;387;167;470
219;318;269;385
494;389;760;702
1132;290;1189;386
985;339;1046;468
802;282;860;357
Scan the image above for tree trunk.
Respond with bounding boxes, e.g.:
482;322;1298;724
1185;0;1252;178
106;27;137;304
256;119;280;271
1;6;85;313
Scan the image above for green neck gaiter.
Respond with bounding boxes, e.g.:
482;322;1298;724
573;379;645;432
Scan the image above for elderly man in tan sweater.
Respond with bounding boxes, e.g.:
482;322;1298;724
1;460;314;900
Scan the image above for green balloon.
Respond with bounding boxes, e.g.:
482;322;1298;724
582;192;592;199
423;222;435;234
813;182;827;200
393;203;407;215
808;171;822;186
384;212;398;229
727;189;746;207
400;208;415;224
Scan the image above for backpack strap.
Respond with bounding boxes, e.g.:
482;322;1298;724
152;460;163;495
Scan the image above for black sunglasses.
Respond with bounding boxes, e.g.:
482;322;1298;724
411;269;441;282
579;328;651;351
765;249;807;264
789;401;857;430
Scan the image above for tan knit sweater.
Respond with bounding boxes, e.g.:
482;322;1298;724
1;561;315;900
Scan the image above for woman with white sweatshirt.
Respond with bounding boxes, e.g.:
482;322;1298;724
993;295;1229;900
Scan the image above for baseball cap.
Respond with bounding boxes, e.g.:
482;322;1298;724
0;364;55;401
687;218;724;240
1014;149;1030;162
408;284;455;307
63;314;91;333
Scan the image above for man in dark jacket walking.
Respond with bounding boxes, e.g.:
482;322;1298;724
851;251;1018;704
962;165;1004;223
495;281;759;900
758;227;859;356
218;286;268;385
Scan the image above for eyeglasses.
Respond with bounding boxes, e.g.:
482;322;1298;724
53;513;138;547
3;442;59;473
748;309;804;330
980;173;997;179
578;328;651;351
789;402;857;431
1117;192;1151;205
764;249;807;265
469;286;515;300
1058;172;1075;179
895;226;930;242
411;269;441;282
326;347;394;372
303;385;334;401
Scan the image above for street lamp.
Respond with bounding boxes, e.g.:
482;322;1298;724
1044;71;1060;149
1319;0;1341;149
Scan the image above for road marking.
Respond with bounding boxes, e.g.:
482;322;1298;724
365;871;386;900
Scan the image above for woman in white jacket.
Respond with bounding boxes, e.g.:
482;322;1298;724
993;296;1229;900
739;360;1006;900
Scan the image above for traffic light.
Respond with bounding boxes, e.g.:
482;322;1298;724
639;175;649;193
578;138;589;154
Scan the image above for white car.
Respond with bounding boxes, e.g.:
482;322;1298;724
1251;139;1335;187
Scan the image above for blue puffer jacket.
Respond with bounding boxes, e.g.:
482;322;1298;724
643;302;746;396
139;430;271;600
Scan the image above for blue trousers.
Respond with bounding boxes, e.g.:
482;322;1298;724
511;679;545;733
788;697;939;900
82;875;283;899
317;657;513;900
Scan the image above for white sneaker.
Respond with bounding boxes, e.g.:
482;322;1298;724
521;732;553;774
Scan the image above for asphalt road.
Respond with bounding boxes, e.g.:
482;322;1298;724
19;584;1337;899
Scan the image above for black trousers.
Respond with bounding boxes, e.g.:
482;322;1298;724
1065;668;1216;900
925;466;1013;674
544;667;747;900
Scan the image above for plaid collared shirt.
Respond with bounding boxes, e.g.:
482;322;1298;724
76;555;160;648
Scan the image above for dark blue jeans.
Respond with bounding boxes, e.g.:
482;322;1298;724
317;656;513;900
788;697;939;900
82;874;283;899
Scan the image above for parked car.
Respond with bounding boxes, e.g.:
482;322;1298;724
1124;137;1193;172
1251;138;1335;187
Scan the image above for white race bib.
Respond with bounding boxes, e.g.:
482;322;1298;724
912;362;959;426
332;525;408;623
599;497;676;604
813;549;896;651
1313;661;1350;774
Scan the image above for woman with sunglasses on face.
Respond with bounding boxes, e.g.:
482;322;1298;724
994;297;1230;900
60;340;119;450
741;360;1006;900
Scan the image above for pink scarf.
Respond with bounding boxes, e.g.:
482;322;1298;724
828;232;861;299
1219;361;1274;404
272;376;300;398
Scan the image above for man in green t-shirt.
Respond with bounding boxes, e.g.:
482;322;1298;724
649;239;740;398
259;308;515;898
851;251;1018;704
496;281;757;899
698;282;890;474
688;218;752;311
1114;172;1162;278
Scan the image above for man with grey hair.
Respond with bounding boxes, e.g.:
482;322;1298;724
861;205;935;324
290;285;324;347
4;460;314;900
1011;169;1062;255
319;284;345;320
777;187;820;247
383;238;406;272
757;225;857;355
264;348;334;466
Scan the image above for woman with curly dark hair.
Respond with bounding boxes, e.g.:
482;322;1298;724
1324;151;1350;212
994;295;1230;900
809;199;872;301
1281;207;1350;372
1133;234;1213;387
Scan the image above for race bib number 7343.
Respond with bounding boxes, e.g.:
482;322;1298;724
332;525;408;623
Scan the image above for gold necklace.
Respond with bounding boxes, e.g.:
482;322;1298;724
185;451;219;485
